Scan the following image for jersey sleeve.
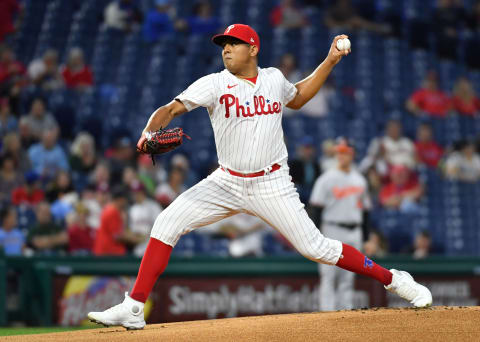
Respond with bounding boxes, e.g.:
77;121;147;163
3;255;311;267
276;69;298;104
309;176;328;207
175;74;215;111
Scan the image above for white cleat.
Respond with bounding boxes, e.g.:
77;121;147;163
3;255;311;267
384;269;432;308
87;292;146;330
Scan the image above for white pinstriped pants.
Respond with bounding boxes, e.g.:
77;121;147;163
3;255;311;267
150;160;343;265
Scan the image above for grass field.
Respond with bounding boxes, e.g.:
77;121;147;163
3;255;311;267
0;326;100;336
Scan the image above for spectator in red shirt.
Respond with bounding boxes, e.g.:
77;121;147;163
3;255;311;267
60;48;93;91
452;77;480;117
406;71;451;118
0;46;26;91
11;171;45;206
415;123;443;168
270;0;307;29
68;202;95;254
379;165;424;212
93;186;142;255
0;0;21;42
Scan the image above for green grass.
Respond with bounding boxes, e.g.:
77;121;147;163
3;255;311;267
0;326;100;336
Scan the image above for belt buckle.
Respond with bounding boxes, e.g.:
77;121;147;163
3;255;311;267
263;165;273;175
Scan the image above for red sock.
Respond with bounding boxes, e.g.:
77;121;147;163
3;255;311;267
130;238;172;303
336;243;393;286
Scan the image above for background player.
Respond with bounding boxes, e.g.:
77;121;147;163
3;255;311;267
88;24;432;330
309;137;371;311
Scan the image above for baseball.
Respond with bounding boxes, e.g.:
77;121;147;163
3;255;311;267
336;38;351;51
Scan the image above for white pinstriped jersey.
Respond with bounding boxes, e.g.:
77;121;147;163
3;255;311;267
309;168;371;224
175;67;298;173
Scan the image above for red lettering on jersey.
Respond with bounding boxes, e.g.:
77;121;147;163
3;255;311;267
220;94;281;118
332;186;364;199
220;94;235;118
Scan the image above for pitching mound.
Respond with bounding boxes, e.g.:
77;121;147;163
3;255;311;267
5;306;480;342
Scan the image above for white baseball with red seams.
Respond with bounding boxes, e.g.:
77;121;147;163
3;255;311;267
150;66;343;265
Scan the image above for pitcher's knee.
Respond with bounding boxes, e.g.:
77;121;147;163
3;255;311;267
150;206;188;246
298;237;343;265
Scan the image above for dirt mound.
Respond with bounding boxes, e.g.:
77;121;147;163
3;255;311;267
5;306;480;342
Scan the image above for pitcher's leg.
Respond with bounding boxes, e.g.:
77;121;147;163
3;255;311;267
131;171;242;303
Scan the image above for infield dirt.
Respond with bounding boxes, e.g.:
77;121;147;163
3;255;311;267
4;306;480;342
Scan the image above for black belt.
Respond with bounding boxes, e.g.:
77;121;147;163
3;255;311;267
324;221;360;230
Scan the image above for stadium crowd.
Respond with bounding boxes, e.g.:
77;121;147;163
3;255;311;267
1;0;480;259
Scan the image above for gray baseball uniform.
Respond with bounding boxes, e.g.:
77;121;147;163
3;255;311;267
309;167;371;311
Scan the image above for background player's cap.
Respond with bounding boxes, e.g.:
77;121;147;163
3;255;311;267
334;136;355;154
212;24;260;51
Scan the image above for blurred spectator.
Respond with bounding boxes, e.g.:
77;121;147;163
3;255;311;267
415;123;443;168
299;75;334;118
0;206;24;255
28;129;69;179
107;136;136;185
61;48;94;91
17;117;35;149
270;0;307;29
452;77;480;116
137;153;166;196
142;0;175;42
360;120;416;177
201;214;268;257
11;171;44;206
103;0;142;32
0;46;26;96
47;170;77;222
155;166;187;207
82;182;110;229
129;181;162;256
289;136;320;203
411;230;432;259
93;186;141;255
0;97;17;137
0;153;23;203
70;132;97;190
184;1;221;35
432;0;465;60
27;202;68;254
445;140;480;182
67;202;95;254
171;153;198;187
0;0;21;42
3;132;30;172
24;97;59;141
122;165;138;189
324;0;388;34
278;53;302;84
406;71;451;117
27;49;62;91
363;230;388;258
379;165;424;212
319;139;337;172
90;161;111;189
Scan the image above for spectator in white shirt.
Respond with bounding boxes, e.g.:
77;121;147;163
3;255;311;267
360;119;416;177
445;140;480;182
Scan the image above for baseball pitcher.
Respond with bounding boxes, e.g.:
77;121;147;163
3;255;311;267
88;24;431;329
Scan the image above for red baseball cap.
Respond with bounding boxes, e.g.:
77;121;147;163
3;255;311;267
212;24;260;51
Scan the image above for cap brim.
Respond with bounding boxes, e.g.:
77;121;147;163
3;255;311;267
211;34;249;47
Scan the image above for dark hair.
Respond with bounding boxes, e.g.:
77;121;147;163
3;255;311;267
0;205;14;223
111;185;128;200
